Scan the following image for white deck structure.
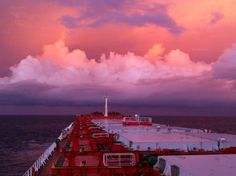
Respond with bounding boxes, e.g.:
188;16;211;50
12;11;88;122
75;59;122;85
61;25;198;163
156;154;236;176
92;119;236;151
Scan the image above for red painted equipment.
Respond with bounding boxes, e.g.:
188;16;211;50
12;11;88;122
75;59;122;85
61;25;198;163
123;116;152;126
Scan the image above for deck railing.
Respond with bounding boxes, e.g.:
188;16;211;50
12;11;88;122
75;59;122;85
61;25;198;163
22;122;74;176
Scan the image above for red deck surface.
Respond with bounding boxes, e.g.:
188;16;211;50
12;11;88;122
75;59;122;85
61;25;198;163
74;155;100;167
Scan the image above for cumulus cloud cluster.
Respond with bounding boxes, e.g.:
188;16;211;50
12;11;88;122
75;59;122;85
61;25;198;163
4;41;211;86
0;40;236;107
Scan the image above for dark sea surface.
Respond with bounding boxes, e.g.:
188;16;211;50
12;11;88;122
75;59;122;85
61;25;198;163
0;115;236;176
0;115;73;176
152;116;236;135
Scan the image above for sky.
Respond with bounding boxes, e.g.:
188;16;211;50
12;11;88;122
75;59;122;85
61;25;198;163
1;0;236;115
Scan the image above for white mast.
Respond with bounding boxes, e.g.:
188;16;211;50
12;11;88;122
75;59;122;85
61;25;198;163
104;97;108;117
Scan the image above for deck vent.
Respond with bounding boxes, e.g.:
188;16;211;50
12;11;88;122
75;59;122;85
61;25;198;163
158;158;166;173
171;165;180;176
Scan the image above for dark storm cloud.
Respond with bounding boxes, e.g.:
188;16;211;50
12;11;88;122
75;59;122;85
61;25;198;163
61;16;78;28
0;81;54;106
59;0;184;34
1;76;236;109
0;80;118;106
56;0;130;11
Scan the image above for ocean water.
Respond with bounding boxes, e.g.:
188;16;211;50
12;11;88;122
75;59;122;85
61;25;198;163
0;115;235;176
152;116;236;134
0;115;73;176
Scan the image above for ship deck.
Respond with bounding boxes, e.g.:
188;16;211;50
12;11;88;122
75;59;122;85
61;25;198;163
92;119;236;151
23;115;236;176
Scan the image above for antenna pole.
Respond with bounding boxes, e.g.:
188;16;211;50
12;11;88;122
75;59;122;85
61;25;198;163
104;97;108;117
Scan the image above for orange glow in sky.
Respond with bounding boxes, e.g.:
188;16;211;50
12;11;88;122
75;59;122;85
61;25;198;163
1;0;236;115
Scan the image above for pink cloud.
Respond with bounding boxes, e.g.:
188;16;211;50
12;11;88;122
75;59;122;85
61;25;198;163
4;40;211;87
213;44;236;79
1;0;236;78
144;43;165;62
0;40;236;111
41;40;96;69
